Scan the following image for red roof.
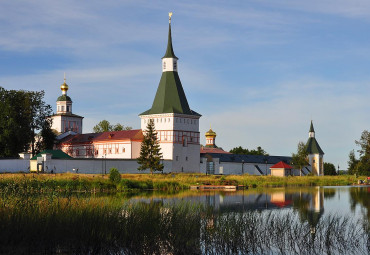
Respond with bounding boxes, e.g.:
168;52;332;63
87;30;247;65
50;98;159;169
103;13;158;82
270;161;293;169
200;147;231;154
94;130;143;142
60;129;143;145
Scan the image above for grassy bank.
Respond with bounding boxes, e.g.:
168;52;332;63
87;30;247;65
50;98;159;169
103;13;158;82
0;173;365;193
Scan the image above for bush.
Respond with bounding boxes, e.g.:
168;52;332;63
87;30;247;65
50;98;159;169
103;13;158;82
109;168;121;184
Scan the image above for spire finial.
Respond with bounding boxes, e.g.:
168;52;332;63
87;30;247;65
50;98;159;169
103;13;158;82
64;72;66;83
169;12;173;24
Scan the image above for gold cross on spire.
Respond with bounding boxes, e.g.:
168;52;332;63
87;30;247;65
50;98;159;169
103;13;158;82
64;72;66;83
169;12;173;24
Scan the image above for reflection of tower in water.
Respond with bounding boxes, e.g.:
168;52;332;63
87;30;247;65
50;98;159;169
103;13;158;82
307;187;325;234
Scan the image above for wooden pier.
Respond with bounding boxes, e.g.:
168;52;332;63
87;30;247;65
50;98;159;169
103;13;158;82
190;185;247;190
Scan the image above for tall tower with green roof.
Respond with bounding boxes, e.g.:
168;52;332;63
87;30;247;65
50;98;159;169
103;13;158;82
139;13;201;172
50;75;83;134
305;121;324;175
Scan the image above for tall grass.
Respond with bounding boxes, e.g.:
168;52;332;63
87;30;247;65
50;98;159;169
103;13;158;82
0;173;364;193
0;193;367;254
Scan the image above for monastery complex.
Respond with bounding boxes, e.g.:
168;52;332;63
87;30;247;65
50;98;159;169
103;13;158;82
6;14;325;176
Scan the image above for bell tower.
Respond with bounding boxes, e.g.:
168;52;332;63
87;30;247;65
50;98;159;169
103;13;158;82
50;75;84;134
139;13;201;172
305;121;324;175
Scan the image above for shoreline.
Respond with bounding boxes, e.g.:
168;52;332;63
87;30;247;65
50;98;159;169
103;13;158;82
0;173;366;192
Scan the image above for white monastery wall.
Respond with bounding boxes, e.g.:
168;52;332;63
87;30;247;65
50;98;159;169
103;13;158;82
172;144;200;172
0;159;29;172
40;159;173;174
200;157;307;176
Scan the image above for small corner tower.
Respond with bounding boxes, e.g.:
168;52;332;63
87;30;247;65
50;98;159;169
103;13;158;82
139;13;201;172
50;75;84;134
205;127;217;148
305;121;324;176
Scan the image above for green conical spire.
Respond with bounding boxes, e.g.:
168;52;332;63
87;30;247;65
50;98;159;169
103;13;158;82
309;121;315;133
162;23;178;59
140;13;200;117
306;121;324;155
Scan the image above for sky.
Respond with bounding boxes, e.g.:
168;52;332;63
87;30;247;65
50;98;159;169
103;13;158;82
0;0;369;170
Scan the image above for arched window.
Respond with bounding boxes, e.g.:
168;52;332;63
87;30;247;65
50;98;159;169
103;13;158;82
163;62;166;69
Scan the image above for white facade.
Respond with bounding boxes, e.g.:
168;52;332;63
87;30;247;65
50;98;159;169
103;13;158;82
140;113;201;172
51;115;83;134
308;154;324;176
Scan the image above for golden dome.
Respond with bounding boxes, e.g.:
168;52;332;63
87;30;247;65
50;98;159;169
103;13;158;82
60;82;69;92
205;128;216;137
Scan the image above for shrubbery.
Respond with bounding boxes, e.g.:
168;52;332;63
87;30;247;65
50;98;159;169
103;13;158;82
109;168;121;184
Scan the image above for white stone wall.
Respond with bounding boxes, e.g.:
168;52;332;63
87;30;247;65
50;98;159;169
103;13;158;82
39;159;173;174
172;143;200;172
200;158;306;176
0;159;29;172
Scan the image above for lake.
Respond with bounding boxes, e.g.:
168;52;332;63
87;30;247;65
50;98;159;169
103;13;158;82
1;185;369;254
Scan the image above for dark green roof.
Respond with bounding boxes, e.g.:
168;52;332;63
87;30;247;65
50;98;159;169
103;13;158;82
31;150;73;160
140;71;200;116
57;95;72;102
306;137;324;155
309;121;315;132
162;24;178;59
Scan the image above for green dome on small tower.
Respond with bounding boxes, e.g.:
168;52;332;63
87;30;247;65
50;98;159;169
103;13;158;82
57;95;72;102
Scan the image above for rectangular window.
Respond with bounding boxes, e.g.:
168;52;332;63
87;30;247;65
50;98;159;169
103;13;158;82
176;156;179;161
67;106;70;112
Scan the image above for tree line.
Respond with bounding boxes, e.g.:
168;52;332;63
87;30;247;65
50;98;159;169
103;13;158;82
0;87;55;158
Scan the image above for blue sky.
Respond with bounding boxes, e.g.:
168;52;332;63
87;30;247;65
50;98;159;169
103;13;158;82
0;0;369;170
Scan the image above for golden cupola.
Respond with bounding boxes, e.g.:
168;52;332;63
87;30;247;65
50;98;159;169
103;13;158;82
205;128;216;137
60;74;69;95
60;81;68;94
205;126;217;148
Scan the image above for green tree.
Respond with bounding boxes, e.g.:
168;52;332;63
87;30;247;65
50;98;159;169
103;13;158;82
93;120;112;133
137;119;163;174
291;141;308;176
323;162;337;175
355;130;370;175
93;120;132;133
0;87;52;157
35;118;56;154
230;146;268;155
347;150;359;175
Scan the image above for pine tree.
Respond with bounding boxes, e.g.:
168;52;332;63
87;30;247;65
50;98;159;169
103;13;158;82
137;119;164;174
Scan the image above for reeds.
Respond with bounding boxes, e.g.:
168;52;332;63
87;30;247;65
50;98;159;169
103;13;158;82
0;192;367;254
